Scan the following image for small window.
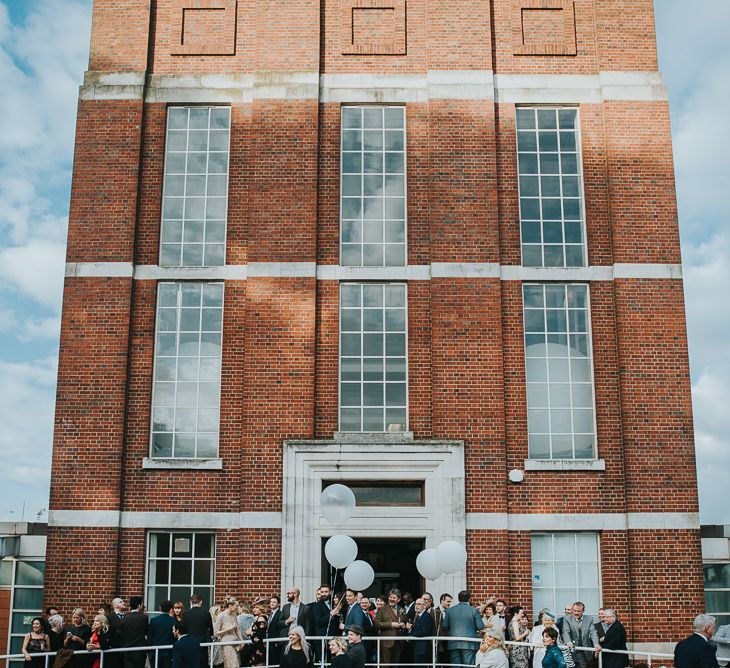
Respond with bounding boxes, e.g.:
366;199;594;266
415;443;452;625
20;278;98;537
322;481;424;506
146;532;215;612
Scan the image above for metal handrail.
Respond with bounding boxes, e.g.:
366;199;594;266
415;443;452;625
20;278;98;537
1;635;674;668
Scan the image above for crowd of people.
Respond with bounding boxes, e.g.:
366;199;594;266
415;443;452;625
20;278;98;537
18;587;725;668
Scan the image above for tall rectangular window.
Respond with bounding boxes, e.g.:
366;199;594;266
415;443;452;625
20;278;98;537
531;533;601;615
160;107;231;267
151;283;224;459
146;532;215;612
340;283;407;432
704;562;730;629
516;108;585;267
523;284;595;459
7;560;45;661
341;106;406;267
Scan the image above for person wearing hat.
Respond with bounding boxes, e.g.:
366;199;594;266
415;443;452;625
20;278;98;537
346;624;366;668
530;610;557;668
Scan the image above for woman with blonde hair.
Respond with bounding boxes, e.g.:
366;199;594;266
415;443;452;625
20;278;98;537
214;597;244;668
476;629;509;668
64;609;92;668
86;614;113;668
278;626;313;668
328;636;350;668
530;610;555;668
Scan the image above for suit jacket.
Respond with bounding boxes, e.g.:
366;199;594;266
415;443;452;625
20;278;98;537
375;605;407;648
108;613;125;648
148;614;176;647
308;600;331;637
172;634;201;668
267;609;284;639
432;608;448;637
562;615;599;650
442;602;485;650
345;603;368;630
347;642;366;668
279;602;310;636
411;610;435;659
183;606;214;643
121;610;149;647
594;622;606;643
405;603;417;624
600;621;630;668
674;633;719;668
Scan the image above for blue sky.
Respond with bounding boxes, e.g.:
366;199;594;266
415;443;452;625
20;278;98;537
0;0;727;523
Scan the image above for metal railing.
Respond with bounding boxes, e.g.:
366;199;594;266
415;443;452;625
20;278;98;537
0;636;673;668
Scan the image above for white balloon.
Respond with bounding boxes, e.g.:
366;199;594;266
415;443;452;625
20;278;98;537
435;540;467;574
416;548;443;580
321;484;357;524
344;560;375;591
324;534;358;569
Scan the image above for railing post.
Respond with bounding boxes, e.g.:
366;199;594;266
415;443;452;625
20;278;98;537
376;636;381;668
431;637;436;668
100;648;105;668
210;642;214;668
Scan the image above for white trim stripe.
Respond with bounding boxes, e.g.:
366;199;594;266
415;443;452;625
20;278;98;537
49;510;699;531
66;262;683;281
78;70;667;104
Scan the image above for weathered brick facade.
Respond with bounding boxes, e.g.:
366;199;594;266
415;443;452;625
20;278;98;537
47;0;702;651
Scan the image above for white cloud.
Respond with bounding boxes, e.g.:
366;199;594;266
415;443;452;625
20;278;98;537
0;357;56;502
0;239;66;309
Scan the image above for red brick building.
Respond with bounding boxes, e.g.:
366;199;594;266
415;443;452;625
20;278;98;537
46;0;702;653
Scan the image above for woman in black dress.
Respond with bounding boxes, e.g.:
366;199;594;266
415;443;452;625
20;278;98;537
328;636;350;668
64;608;93;668
245;601;269;667
278;627;313;668
22;617;50;668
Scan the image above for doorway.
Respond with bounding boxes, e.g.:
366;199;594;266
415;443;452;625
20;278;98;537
321;537;425;597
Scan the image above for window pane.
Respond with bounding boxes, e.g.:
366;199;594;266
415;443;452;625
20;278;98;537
13;588;42;610
524;284;595;459
517;107;585;267
151;284;223;458
15;562;44;587
341;107;406;267
161;107;230;266
340;284;407;432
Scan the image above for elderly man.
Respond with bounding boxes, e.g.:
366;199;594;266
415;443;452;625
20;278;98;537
675;614;719;668
562;602;601;668
408;597;435;668
599;609;628;668
712;622;730;667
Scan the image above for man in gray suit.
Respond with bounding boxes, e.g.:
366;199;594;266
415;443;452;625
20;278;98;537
441;590;484;668
562;602;601;668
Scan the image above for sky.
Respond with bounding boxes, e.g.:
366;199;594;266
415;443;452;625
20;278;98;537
0;0;727;524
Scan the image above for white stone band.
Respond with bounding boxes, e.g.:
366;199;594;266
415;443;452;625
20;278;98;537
65;262;683;281
79;70;668;104
48;510;699;531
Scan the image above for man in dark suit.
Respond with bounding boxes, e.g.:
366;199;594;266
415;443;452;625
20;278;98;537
409;597;435;668
674;614;719;668
599;609;629;668
279;587;310;636
346;625;367;668
344;589;368;629
308;586;332;661
172;621;201;668
431;593;452;668
121;596;148;668
183;593;214;668
267;594;285;666
148;600;176;668
107;598;126;668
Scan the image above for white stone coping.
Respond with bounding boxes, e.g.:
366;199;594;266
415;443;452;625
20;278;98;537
65;262;683;281
141;457;223;470
523;459;606;471
48;510;700;531
78;70;668;104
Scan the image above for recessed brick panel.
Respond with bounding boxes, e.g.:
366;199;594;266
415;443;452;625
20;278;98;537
515;0;577;56
170;0;237;56
342;0;406;55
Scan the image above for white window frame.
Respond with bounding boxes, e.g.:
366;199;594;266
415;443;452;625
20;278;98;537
338;282;409;433
515;106;588;268
523;282;598;460
531;532;602;617
144;531;216;612
339;105;408;268
149;282;225;459
5;559;45;663
159;106;231;268
703;561;730;628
